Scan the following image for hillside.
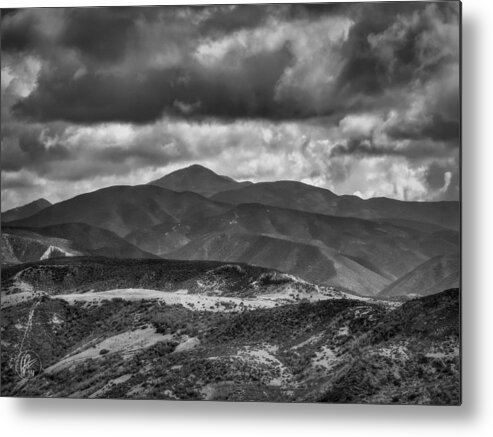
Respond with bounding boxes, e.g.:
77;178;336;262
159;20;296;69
0;257;459;404
1;198;52;223
148;164;252;197
1;224;158;265
9;185;231;237
127;203;459;295
379;255;460;298
212;182;460;230
2;229;83;265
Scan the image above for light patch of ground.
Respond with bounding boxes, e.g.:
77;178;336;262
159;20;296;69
201;384;216;400
51;313;63;325
55;288;279;312
11;270;35;292
40;245;78;260
373;343;410;361
89;374;132;398
238;345;280;366
1;269;49;308
126;383;145;398
425;345;459;359
173;336;200;353
1;290;47;308
258;284;344;305
291;333;324;350
312;346;338;370
162;389;179;399
236;344;293;386
55;286;359;312
337;326;350;336
353;306;373;317
46;327;172;373
425;352;448;359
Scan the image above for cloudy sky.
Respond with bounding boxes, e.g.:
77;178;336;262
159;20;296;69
1;2;460;210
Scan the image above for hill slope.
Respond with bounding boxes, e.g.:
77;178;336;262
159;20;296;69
0;257;459;404
1;224;158;265
212;182;460;230
9;185;231;237
127;203;459;295
379;255;460;298
1;198;52;223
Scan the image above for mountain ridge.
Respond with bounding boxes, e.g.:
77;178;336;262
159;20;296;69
8;184;231;237
2;164;460;297
2;198;52;223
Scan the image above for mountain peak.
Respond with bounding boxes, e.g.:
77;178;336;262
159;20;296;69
185;163;214;172
148;164;251;197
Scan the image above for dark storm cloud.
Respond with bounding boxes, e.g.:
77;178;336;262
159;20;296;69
199;4;271;34
1;9;43;52
387;113;460;143
0;172;36;189
60;8;137;63
336;2;458;93
1;124;73;172
329;137;449;159
13;44;294;123
425;161;448;190
4;2;459;129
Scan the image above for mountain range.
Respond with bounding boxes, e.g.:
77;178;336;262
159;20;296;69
1;164;460;297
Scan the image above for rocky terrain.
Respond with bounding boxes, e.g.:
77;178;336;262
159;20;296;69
0;258;459;404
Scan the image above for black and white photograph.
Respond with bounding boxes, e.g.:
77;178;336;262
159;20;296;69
1;2;461;405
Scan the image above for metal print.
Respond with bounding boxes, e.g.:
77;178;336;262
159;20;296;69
0;2;461;404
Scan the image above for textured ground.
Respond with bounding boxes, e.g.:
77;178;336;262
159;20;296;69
1;258;460;404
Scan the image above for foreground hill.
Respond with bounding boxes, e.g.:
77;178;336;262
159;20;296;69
1;198;52;223
9;185;230;237
211;181;460;230
127;203;459;295
379;255;460;298
1;224;158;265
148;164;252;197
0;258;459;404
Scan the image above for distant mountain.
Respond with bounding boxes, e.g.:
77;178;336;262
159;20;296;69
127;203;459;295
1;198;52;223
148;164;252;197
212;182;460;230
9;185;231;237
379;255;460;298
5;165;460;297
212;180;339;213
1;223;158;265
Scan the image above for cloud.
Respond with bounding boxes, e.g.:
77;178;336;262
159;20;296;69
3;3;458;126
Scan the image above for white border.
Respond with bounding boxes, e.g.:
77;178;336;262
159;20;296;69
2;1;492;436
